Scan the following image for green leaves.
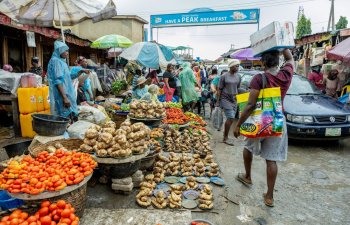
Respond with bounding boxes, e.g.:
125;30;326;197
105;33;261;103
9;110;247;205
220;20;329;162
296;14;312;39
112;80;127;95
336;16;348;30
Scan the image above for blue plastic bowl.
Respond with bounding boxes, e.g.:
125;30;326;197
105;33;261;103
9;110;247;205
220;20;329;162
0;191;24;210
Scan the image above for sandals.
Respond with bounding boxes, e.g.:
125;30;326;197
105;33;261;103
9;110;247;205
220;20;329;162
223;139;235;146
263;193;274;207
236;173;252;186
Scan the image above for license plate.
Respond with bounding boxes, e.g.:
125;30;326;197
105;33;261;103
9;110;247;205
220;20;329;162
325;128;341;136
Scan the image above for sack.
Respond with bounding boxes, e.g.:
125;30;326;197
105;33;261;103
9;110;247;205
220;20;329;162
67;121;95;139
163;86;175;102
236;86;284;138
212;107;223;130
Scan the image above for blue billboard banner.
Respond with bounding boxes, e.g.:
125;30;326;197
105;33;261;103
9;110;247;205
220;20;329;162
150;9;260;28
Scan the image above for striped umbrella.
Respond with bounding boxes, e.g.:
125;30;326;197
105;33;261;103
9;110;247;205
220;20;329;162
120;42;176;69
91;34;133;49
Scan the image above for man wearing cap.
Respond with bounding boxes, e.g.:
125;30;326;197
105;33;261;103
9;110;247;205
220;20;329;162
216;59;241;146
29;56;43;77
133;76;148;99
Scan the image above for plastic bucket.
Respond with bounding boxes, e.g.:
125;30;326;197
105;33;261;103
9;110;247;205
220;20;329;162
32;114;70;136
0;191;24;210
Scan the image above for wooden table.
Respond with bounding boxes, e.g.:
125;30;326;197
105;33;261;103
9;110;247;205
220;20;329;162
0;94;20;136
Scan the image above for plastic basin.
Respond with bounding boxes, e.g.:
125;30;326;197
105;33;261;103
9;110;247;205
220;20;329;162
32;114;70;136
0;190;24;210
3;140;31;158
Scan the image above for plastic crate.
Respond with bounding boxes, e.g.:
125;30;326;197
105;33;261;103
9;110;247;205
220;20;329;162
0;191;24;210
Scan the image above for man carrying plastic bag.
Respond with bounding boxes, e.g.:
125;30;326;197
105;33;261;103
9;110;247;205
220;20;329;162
233;49;294;207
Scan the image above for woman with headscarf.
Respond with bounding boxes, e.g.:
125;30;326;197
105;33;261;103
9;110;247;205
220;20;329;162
323;69;341;98
47;40;78;120
133;77;149;99
179;62;199;111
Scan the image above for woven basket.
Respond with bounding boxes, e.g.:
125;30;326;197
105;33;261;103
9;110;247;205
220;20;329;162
23;182;88;217
28;139;83;157
111;113;128;129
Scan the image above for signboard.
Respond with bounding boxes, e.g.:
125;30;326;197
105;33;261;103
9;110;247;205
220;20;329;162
150;9;259;28
26;31;36;47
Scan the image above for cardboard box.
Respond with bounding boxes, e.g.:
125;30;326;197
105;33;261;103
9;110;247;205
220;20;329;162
250;21;295;56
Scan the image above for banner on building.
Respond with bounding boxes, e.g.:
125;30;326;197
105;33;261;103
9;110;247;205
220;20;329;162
150;9;259;28
26;31;36;47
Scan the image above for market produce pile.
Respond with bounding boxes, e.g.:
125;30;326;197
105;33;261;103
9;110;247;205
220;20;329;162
163;127;211;154
80;120;151;158
185;112;207;127
0;200;79;225
0;145;96;195
162;108;189;125
129;100;166;119
136;152;220;210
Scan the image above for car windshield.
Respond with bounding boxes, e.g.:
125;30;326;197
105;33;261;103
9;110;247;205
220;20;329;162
287;75;322;95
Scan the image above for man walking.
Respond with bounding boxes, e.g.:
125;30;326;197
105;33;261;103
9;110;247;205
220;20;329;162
233;49;294;207
216;59;241;146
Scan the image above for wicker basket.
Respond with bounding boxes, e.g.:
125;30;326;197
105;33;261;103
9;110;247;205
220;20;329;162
111;113;128;129
22;181;88;217
28;139;83;157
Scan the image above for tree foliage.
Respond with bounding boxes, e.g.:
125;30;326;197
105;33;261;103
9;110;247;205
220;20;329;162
336;16;348;30
296;14;312;39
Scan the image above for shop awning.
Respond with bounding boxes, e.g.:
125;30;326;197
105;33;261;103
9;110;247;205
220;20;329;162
327;37;350;66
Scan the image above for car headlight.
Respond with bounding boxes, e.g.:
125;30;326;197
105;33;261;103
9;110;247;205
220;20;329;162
292;116;304;123
286;114;313;123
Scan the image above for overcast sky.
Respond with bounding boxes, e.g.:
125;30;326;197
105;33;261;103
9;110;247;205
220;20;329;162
116;0;350;60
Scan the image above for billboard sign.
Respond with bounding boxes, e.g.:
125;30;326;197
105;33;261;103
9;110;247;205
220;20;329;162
150;8;259;28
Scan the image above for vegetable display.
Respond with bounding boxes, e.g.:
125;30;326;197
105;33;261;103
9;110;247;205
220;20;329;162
166;102;182;109
129;100;166;119
111;80;128;95
0;148;96;194
162;108;189;125
0;200;79;225
80;120;151;158
185;112;207;126
198;184;213;209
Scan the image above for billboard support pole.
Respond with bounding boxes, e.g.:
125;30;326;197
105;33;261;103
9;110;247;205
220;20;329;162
150;26;153;42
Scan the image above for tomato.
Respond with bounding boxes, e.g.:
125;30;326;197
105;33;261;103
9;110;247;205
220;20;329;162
19;212;28;220
19;222;29;225
9;218;19;225
49;204;57;212
27;216;37;223
28;222;37;225
56;200;66;209
71;221;78;225
38;207;49;217
39;216;51;225
9;212;20;220
0;221;7;225
60;209;71;218
59;218;70;224
52;215;60;222
1;216;9;222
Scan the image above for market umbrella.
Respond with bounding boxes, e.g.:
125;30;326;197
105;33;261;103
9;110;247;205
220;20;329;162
91;34;133;67
0;0;117;42
230;48;261;60
107;48;124;58
91;34;133;49
119;42;176;69
327;38;350;66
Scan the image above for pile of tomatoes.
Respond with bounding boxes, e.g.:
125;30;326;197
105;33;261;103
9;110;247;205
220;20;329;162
0;150;97;195
0;200;79;225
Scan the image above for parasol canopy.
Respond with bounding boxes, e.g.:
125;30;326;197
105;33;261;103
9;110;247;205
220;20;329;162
119;42;176;69
327;38;350;66
91;34;133;49
230;48;261;61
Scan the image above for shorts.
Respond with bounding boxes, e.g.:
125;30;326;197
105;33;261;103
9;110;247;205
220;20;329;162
244;117;288;161
223;108;235;119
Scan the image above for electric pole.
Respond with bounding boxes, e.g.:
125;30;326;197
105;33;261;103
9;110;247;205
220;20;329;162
327;0;335;31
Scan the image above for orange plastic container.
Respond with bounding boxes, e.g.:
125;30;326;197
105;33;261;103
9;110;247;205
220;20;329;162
18;88;37;114
43;86;50;110
20;113;36;138
36;87;44;112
